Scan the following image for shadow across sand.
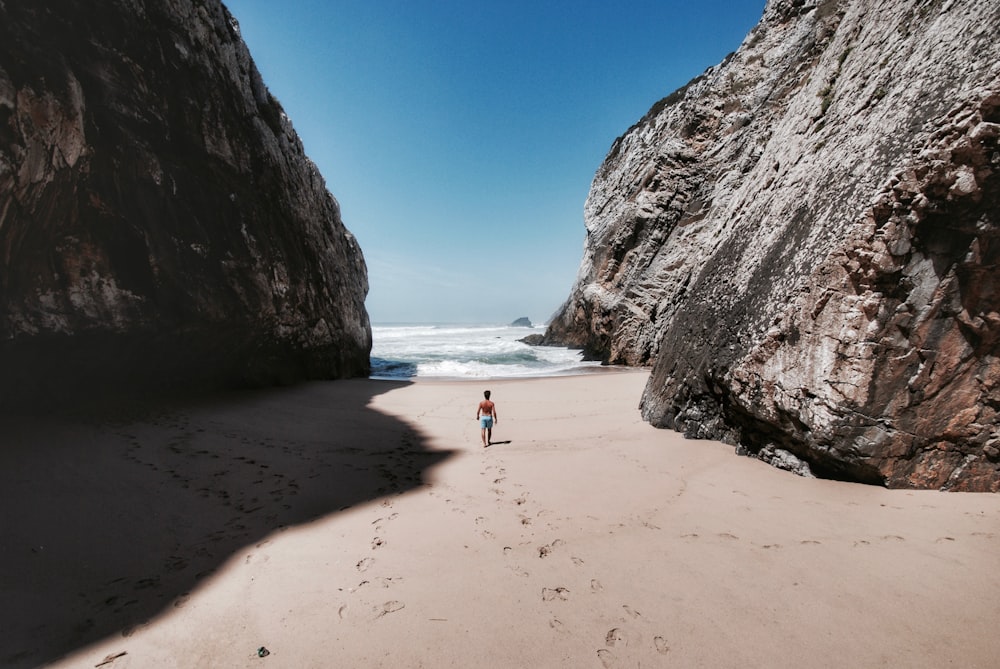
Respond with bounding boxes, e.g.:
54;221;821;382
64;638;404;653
0;379;453;668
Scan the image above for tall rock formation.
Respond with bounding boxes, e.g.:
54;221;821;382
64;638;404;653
547;0;1000;491
0;0;371;402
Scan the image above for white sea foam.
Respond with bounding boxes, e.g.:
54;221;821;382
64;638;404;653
369;323;603;379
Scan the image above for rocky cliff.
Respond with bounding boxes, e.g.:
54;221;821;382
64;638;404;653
0;0;371;402
546;0;1000;491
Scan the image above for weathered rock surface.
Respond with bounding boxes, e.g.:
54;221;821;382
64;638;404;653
546;0;1000;490
0;0;371;403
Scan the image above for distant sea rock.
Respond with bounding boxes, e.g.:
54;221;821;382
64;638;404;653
0;0;371;403
545;0;1000;491
510;317;533;327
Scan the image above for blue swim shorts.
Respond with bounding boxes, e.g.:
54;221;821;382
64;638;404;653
480;416;494;429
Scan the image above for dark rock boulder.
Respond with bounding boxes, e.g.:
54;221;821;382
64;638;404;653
0;0;371;404
547;0;1000;490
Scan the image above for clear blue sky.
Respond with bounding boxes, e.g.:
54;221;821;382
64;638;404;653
223;1;766;324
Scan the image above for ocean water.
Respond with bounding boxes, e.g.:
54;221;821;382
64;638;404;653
370;324;603;379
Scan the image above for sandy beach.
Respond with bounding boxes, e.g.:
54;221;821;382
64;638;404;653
3;371;999;668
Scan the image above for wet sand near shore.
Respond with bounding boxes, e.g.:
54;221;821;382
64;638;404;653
5;371;999;668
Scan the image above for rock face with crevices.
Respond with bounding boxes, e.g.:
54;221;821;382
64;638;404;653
546;0;1000;490
0;0;371;402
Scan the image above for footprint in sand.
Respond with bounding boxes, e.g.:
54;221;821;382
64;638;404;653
622;604;641;618
371;514;397;527
549;618;568;633
357;557;374;572
538;539;564;558
605;628;628;647
166;555;189;572
371;537;385;550
374;600;405;619
596;649;618;668
591;579;603;592
542;587;570;601
654;636;670;654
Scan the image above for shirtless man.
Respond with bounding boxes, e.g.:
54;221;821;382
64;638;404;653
477;390;498;447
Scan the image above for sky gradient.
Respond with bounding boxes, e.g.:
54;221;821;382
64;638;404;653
223;1;767;324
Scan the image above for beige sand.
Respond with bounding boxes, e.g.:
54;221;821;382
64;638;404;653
6;371;999;668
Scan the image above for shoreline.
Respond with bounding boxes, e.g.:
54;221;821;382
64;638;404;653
369;322;600;380
6;372;999;668
370;363;644;383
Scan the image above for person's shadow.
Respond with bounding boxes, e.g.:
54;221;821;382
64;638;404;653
486;440;512;447
0;380;453;669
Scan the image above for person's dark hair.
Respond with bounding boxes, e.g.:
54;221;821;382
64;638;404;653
484;390;491;399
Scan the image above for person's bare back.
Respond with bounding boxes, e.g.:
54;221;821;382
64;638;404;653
476;390;498;446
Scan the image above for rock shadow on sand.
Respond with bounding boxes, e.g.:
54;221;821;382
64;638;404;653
0;379;452;668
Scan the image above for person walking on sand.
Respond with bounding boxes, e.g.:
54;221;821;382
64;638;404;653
477;390;498;447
